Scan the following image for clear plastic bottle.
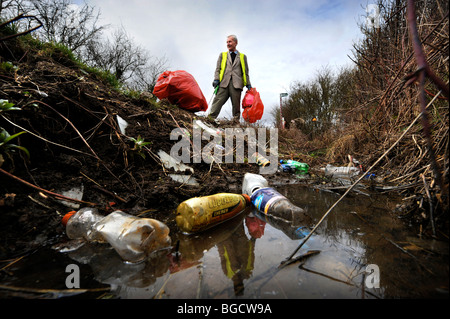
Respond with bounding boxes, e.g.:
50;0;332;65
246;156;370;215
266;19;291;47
193;120;224;137
62;207;105;242
242;173;311;226
62;208;172;263
321;164;360;177
175;193;251;234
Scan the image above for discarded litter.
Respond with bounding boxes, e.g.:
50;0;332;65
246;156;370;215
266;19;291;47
116;115;128;135
168;174;199;186
175;193;251;234
321;164;360;177
57;184;84;209
62;207;172;263
242;173;311;226
279;160;309;174
158;149;198;185
252;152;270;167
193;120;224;137
158;149;193;173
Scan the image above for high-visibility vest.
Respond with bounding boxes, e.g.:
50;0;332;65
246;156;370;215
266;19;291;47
219;51;247;86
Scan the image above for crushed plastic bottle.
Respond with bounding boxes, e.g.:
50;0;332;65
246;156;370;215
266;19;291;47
279;160;309;174
62;208;172;263
175;193;251;234
242;173;311;226
321;164;360;177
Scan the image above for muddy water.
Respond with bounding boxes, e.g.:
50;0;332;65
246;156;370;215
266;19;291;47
1;184;448;299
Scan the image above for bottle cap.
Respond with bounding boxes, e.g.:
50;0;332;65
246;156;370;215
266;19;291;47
242;194;251;204
62;210;77;226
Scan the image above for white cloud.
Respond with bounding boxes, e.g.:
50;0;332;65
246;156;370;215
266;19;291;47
86;0;367;125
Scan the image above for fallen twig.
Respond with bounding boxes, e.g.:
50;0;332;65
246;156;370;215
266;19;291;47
1;114;94;158
32;100;132;193
0;167;97;206
278;250;320;269
298;264;381;299
0;13;43;42
350;211;435;275
421;173;436;237
407;0;447;196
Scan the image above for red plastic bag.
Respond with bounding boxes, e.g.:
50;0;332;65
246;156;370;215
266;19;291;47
153;70;208;112
242;88;264;123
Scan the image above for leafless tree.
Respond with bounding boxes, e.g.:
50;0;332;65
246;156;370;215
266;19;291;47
127;54;168;92
84;26;167;89
2;0;168;92
25;0;106;52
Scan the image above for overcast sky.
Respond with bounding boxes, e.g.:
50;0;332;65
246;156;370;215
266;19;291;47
84;0;371;125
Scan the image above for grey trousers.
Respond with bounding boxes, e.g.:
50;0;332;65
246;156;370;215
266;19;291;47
209;82;242;119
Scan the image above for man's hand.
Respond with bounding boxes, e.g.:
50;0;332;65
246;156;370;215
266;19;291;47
212;80;219;88
246;85;252;90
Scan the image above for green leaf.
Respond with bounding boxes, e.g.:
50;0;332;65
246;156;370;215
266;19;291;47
0;99;21;112
5;144;30;158
3;131;26;144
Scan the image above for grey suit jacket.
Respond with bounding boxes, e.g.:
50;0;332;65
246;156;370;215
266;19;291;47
214;51;251;90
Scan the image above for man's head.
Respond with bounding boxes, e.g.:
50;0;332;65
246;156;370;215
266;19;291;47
227;35;238;52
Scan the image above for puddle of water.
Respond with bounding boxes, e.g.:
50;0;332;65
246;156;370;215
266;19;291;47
1;184;448;299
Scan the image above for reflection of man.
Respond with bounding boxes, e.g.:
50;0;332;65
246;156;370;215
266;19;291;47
217;221;256;296
210;35;252;121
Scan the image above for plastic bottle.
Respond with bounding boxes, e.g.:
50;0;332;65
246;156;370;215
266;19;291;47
175;193;251;234
242;173;311;226
242;173;268;197
62;208;172;263
279;163;293;173
279;160;309;174
251;152;270;167
321;164;360;177
193;120;224;137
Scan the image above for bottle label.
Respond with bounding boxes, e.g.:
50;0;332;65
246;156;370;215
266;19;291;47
251;188;285;214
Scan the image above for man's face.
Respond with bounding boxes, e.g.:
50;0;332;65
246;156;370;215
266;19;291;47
227;37;237;52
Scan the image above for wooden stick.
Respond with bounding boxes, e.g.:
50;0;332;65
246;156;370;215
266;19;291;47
421;173;436;237
0;167;97;206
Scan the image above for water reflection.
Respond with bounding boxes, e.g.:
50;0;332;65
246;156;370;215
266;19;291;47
5;184;446;299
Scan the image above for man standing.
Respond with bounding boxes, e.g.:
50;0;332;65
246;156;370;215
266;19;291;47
210;35;252;121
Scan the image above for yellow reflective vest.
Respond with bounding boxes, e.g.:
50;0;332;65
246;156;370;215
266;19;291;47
219;51;248;86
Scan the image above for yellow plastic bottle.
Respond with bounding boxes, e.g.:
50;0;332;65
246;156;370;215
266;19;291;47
252;152;270;167
175;193;251;234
